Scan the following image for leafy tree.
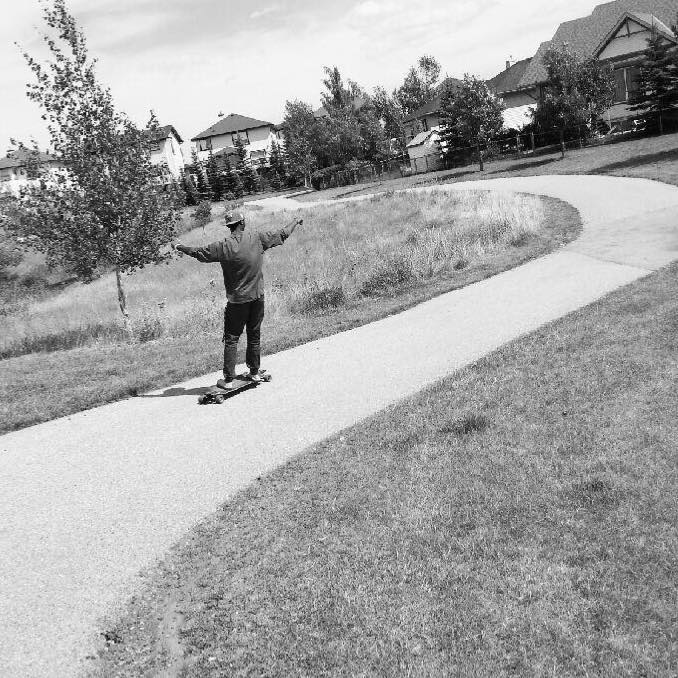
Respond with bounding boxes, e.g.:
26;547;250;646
395;55;441;115
532;46;614;151
268;139;286;187
630;28;678;134
205;150;224;201
282;100;319;186
7;0;181;337
439;74;504;171
232;171;245;198
373;86;406;155
241;163;260;194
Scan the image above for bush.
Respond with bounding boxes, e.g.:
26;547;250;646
193;201;212;228
291;284;346;315
360;254;415;296
135;308;164;343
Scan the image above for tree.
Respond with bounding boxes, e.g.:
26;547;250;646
282;100;319;186
268;139;286;187
395;55;441;115
180;173;198;206
439;75;504;171
205;150;224;201
233;135;248;169
8;0;181;337
373;86;406;156
532;46;614;153
191;149;210;201
629;28;678;134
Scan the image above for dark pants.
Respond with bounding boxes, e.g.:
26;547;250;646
223;296;265;381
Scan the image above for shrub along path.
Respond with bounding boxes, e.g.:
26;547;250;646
1;175;678;677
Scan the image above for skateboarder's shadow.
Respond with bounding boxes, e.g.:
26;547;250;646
137;386;210;398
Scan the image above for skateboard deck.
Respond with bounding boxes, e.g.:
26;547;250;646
198;370;271;404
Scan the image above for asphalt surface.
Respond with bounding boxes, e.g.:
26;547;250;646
1;175;677;677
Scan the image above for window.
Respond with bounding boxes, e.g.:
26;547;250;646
613;69;627;103
613;67;642;103
626;66;641;99
198;138;212;152
231;130;249;145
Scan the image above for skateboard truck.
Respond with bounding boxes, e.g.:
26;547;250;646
198;370;271;404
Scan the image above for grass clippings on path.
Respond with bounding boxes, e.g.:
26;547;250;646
0;194;580;435
92;263;678;678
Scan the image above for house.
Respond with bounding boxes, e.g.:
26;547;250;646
403;77;464;143
0;149;66;196
406;129;444;173
146;125;185;179
487;57;538;131
514;0;678;126
191;113;282;166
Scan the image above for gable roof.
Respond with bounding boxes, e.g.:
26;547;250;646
518;0;678;88
487;57;532;94
406;130;439;148
192;114;273;141
146;124;183;144
403;77;464;123
595;10;676;54
0;149;59;170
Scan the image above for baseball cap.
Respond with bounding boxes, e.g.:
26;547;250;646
224;210;244;226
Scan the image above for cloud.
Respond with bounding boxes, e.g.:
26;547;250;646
249;6;279;20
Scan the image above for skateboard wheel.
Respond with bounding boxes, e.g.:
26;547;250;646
215;395;224;404
198;395;206;404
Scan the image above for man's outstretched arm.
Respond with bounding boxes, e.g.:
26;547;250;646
174;242;220;263
260;217;303;251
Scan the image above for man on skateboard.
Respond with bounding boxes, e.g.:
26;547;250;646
175;210;302;390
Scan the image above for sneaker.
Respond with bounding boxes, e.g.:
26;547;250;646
216;378;236;390
248;372;262;383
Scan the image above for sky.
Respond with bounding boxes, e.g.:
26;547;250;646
1;0;608;154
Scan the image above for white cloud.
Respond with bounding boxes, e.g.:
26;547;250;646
249;6;279;20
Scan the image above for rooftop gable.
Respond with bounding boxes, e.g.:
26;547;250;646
487;57;532;94
0;149;59;170
192;113;274;141
517;0;678;88
595;10;676;55
146;124;183;144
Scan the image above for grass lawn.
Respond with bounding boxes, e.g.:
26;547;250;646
293;131;678;203
0;193;579;434
90;262;678;678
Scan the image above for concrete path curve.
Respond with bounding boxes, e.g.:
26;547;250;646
1;175;677;677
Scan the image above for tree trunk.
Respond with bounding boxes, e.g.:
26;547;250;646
659;108;664;135
560;129;565;159
477;141;484;172
115;266;134;340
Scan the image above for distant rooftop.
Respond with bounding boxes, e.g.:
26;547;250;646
487;57;532;94
0;149;58;170
192;114;274;141
146;125;183;144
518;0;678;88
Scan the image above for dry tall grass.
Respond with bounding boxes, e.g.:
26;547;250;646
1;190;543;359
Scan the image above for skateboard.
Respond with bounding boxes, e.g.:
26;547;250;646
198;370;271;404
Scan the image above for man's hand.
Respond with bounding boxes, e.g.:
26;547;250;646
297;218;304;226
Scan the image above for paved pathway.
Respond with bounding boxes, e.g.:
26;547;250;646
1;176;677;677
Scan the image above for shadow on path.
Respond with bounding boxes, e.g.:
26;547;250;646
137;386;211;398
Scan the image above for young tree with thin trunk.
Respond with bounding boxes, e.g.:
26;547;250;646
7;0;182;337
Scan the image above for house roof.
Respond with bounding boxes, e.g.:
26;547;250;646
487;57;533;94
192;114;273;141
403;77;464;123
595;10;677;54
406;130;438;148
518;0;678;88
146;124;183;144
0;149;58;170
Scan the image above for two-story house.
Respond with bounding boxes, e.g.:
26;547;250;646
146;125;185;179
191;113;282;166
514;0;677;127
0;149;66;196
402;77;464;143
